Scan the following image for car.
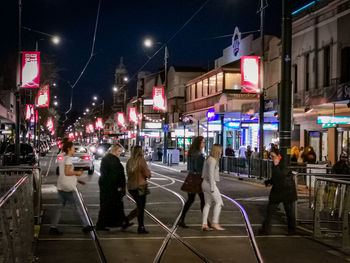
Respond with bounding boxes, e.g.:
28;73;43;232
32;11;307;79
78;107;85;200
95;143;111;159
56;145;95;175
2;143;38;166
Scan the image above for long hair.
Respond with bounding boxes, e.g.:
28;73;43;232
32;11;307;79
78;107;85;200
209;144;222;162
291;146;299;157
127;146;144;174
62;138;73;154
188;136;204;157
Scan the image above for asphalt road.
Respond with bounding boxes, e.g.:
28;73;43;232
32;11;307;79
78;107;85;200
34;150;350;263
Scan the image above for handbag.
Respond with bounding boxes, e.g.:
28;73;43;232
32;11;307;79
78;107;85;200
181;173;203;193
137;184;150;196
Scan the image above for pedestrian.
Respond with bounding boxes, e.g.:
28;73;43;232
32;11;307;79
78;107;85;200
157;148;163;161
245;145;253;159
304;146;317;164
260;148;297;235
297;146;304;163
49;139;93;235
201;144;224;231
126;146;151;234
225;144;235;157
96;143;133;231
179;136;206;228
251;147;259;159
332;154;350;174
291;146;299;163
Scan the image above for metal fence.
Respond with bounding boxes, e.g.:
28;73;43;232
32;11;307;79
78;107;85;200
0;168;39;263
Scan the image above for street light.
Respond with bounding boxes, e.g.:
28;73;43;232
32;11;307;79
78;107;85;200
113;86;118;92
93;96;98;101
86;108;90;112
123;76;129;82
143;38;153;48
92;102;96;106
52;36;60;45
53;101;58;106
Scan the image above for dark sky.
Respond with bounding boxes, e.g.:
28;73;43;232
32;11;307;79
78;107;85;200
1;0;311;120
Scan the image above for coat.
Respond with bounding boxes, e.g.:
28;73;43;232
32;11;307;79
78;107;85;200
266;164;297;203
97;153;126;227
126;158;151;190
187;152;205;175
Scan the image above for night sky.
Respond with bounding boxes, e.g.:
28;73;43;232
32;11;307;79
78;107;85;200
1;0;311;119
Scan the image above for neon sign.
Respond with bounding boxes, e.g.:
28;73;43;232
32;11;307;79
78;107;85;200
317;116;350;125
206;108;216;122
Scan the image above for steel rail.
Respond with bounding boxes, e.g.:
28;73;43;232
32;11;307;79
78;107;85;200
151;168;264;263
76;190;107;263
0;175;28;207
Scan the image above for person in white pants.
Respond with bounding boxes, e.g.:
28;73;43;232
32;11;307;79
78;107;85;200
201;144;224;231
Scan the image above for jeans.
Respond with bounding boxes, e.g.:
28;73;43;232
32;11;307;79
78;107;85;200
51;190;88;228
262;201;296;233
127;189;147;227
202;180;223;225
180;192;205;221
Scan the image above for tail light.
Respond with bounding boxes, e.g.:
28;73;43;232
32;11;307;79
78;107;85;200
81;156;90;161
57;156;64;161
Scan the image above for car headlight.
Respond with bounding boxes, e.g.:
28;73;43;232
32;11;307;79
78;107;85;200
97;148;104;154
90;146;96;153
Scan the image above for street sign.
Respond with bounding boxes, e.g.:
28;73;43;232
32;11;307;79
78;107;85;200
163;124;169;132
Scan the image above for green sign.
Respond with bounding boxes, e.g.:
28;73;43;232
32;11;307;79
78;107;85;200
322;123;337;128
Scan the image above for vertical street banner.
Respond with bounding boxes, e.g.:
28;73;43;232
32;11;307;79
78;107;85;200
25;104;34;121
36;84;50;107
128;107;138;123
46;117;54;132
241;56;260;93
21;51;40;88
95;117;104;130
117;112;125;126
152;87;165;110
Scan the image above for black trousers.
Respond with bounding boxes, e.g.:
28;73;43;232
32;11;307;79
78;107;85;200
127;189;147;227
262;201;296;234
180;192;205;220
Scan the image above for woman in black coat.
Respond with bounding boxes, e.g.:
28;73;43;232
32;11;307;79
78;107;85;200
96;143;132;230
260;148;297;235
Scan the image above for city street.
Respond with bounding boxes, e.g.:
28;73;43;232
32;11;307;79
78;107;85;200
34;149;350;263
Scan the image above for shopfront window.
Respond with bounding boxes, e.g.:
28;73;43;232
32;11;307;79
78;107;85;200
196;81;203;98
209;75;216;94
217;73;223;91
225;73;241;90
191;84;196;100
203;78;209;97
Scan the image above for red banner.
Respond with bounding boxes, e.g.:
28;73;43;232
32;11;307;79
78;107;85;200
25;104;34;121
86;123;94;134
46;117;54;132
128;107;138;123
117;112;125;126
68;133;75;139
95;117;104;130
36;84;50;107
152;87;165;110
241;56;260;93
21;51;40;88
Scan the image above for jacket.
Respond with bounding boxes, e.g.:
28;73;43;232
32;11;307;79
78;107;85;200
188;152;205;175
201;156;220;192
126;158;151;190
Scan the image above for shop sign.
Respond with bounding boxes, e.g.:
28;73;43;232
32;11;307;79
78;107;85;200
152;87;165;110
143;99;153;106
232;27;241;57
317;116;350;125
145;122;162;129
36;85;50;107
224;121;240;129
21;51;40;88
206;108;217;122
117;112;126;126
241;56;260;94
128;107;138;123
174;129;195;137
322;123;337;128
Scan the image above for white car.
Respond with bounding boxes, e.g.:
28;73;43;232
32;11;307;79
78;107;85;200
56;145;95;175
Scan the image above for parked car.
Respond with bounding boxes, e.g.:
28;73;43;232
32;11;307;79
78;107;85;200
56;145;95;175
2;143;38;166
95;143;111;159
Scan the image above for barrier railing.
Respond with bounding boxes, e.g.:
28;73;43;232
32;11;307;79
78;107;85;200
0;172;34;263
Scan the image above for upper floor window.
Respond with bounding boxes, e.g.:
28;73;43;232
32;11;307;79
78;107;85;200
186;86;191;101
305;53;310;91
196;81;203;98
209;75;216;94
203;79;209;97
217;73;223;91
191;84;196;100
225;73;240;90
323;46;331;87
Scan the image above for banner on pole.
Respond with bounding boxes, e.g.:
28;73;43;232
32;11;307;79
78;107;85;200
128;107;138;123
152;87;165;110
36;84;50;107
21;51;40;88
241;56;260;93
117;112;125;126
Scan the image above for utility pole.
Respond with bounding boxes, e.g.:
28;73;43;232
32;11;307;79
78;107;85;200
258;0;266;178
163;45;169;164
15;0;22;164
280;0;292;170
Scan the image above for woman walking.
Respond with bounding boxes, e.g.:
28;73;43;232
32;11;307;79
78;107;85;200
179;136;206;228
201;144;224;231
50;139;93;235
126;146;151;234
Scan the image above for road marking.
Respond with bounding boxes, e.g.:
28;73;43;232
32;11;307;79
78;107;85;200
148;162;183;173
235;196;268;202
41;184;58;194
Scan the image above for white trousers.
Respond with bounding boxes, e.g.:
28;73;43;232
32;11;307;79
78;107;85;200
202;180;223;225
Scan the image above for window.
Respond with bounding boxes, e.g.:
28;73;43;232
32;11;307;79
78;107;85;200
186;86;191;101
305;54;310;91
225;73;241;90
191;84;196;100
217;73;223;91
293;64;298;93
196;81;203;98
203;79;209;96
209;75;216;94
323;46;330;87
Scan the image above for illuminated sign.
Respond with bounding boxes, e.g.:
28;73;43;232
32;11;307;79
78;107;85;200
25;104;34;121
232;27;241;57
86;123;94;133
128;107;138;123
322;123;337;128
143;99;153;106
174;129;195;137
206;108;217;122
145;122;162;129
46;117;54;132
68;133;75;139
95;117;104;130
21;51;40;88
224;121;240;129
317;116;350;125
36;85;50;107
241;56;260;93
117;112;125;126
152;87;165;110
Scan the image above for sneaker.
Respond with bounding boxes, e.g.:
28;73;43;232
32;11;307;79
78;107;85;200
138;226;149;234
49;227;63;235
82;226;94;233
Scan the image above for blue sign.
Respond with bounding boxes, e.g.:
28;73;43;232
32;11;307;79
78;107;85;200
206;108;218;122
317;116;350;125
163;124;169;132
224;121;240;129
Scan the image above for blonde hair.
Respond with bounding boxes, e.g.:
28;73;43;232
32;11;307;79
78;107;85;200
209;144;222;162
110;143;123;153
291;146;299;157
126;146;144;174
